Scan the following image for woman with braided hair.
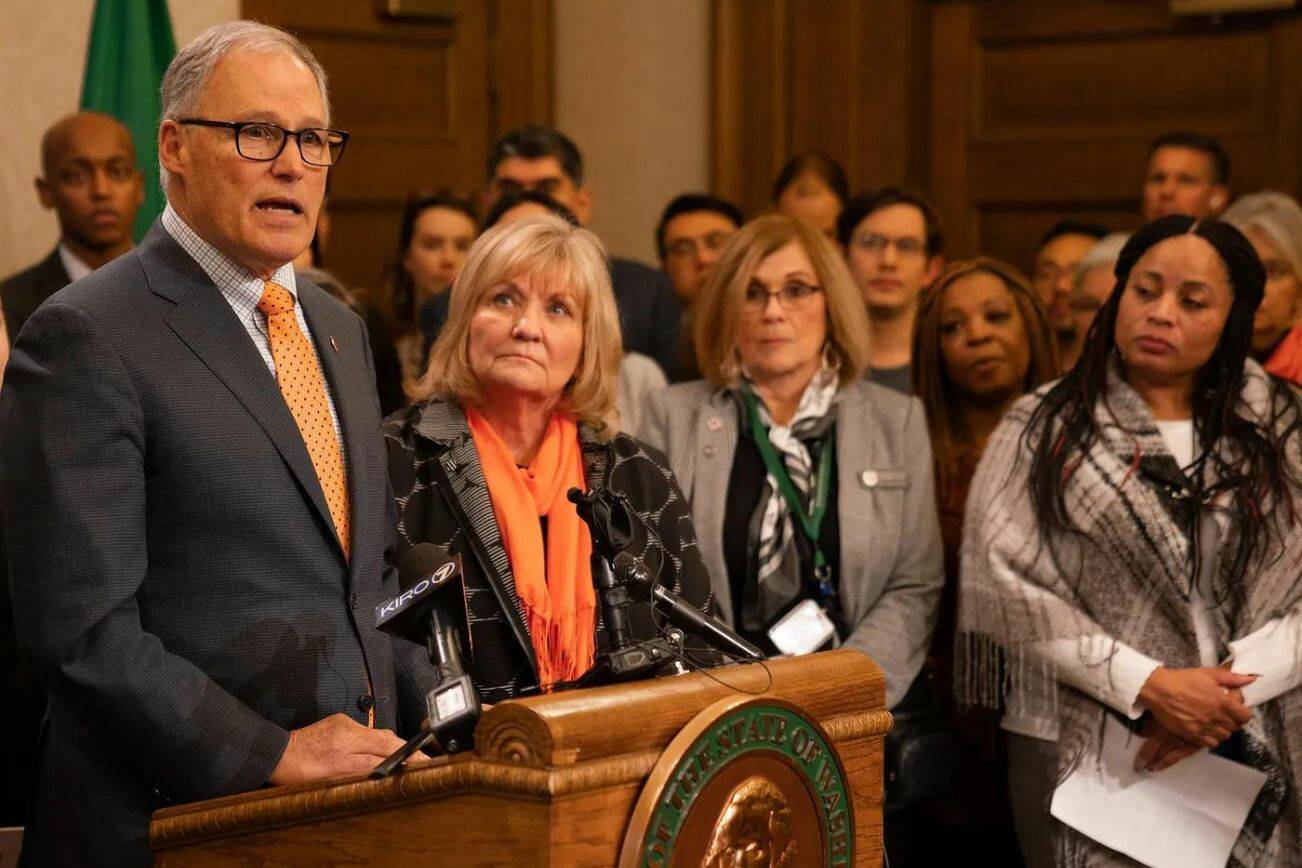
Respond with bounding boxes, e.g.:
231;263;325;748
960;215;1302;866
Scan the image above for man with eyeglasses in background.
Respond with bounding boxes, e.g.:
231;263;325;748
1031;220;1108;372
655;192;744;379
0;22;432;866
837;188;945;394
479;124;690;380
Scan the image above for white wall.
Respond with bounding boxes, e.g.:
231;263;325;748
554;0;711;266
0;0;239;278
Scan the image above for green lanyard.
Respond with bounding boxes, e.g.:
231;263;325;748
740;389;835;593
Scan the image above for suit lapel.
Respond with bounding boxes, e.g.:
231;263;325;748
36;248;71;295
300;285;368;577
415;400;537;673
137;225;342;559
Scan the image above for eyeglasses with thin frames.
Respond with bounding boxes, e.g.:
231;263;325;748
665;231;734;260
177;119;350;167
741;281;823;314
852;233;925;258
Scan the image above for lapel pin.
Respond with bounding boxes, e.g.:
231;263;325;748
706;417;722;432
330;336;340;353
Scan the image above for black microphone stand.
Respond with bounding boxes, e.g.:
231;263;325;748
568;487;685;683
569;485;765;682
371;607;481;779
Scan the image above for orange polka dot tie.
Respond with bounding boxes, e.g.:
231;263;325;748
258;282;351;559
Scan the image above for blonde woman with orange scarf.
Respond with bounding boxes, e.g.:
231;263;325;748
384;215;715;702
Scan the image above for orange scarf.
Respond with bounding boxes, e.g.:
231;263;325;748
1264;325;1302;386
466;406;596;689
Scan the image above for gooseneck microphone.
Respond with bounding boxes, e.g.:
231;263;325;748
569;485;765;685
371;544;482;778
567;487;638;658
613;552;764;662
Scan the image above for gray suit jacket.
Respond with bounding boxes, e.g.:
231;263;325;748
640;379;943;708
0;223;429;866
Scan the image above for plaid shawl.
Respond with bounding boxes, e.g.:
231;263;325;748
959;358;1302;866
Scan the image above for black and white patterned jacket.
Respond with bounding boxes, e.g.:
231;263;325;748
383;398;716;704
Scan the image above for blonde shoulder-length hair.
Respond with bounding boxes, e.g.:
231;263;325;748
409;215;622;435
693;214;871;387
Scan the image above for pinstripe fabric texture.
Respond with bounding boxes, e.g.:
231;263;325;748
384;398;715;704
161;205;343;451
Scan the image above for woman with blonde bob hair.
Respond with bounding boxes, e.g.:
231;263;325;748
641;214;943;713
386;215;714;702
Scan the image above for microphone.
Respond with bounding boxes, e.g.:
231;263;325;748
371;545;481;776
375;544;463;644
613;551;765;662
568;487;637;655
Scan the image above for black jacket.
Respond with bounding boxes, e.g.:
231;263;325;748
419;256;686;381
1;247;71;339
383;398;716;702
0;224;430;866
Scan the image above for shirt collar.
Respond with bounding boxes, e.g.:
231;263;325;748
57;243;94;283
161;203;296;301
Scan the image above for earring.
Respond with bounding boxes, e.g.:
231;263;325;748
821;341;840;372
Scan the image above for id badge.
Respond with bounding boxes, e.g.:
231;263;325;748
767;598;837;656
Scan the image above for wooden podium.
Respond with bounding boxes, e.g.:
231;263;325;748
151;649;890;866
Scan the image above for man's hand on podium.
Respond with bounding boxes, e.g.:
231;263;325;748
269;713;409;785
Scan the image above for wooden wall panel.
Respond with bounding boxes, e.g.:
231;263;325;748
976;33;1271;139
930;0;1302;274
712;0;929;218
241;0;551;290
489;0;554;132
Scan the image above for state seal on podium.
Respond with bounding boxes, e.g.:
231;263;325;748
621;696;855;867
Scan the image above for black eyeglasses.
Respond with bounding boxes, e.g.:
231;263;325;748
177;119;350;167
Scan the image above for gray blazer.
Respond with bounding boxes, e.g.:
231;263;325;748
0;223;429;866
640;379;943;708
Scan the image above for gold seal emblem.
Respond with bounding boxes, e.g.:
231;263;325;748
703;775;797;867
621;697;853;867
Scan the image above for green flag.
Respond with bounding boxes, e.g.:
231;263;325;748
80;0;177;241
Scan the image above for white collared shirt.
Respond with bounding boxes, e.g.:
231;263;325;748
58;243;93;283
161;204;343;450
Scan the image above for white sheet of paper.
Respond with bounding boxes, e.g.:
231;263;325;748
1050;716;1267;868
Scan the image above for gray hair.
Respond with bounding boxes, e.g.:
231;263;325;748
159;21;330;188
1222;191;1302;279
1071;232;1130;299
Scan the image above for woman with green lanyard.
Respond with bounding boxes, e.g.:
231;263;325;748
639;213;944;710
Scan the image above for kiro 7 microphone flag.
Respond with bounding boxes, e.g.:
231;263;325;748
79;0;177;242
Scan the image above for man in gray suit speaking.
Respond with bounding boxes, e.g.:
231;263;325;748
0;22;426;866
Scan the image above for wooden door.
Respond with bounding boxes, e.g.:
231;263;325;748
929;0;1302;273
712;0;930;218
241;0;552;290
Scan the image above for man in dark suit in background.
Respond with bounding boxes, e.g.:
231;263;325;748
0;112;143;338
0;22;427;866
0;112;143;833
419;124;687;380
